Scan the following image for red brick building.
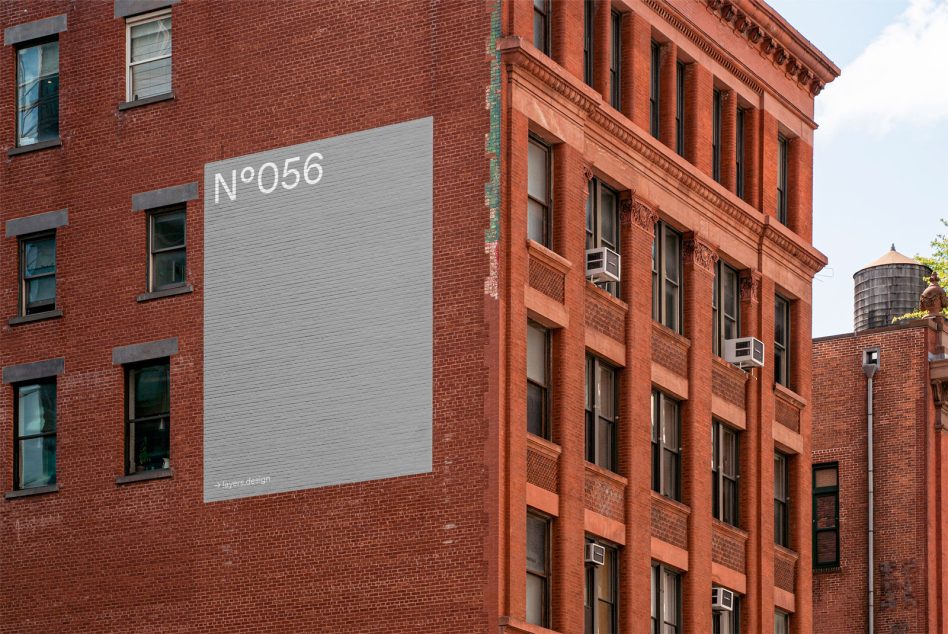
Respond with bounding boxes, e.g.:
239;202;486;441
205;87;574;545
0;1;836;632
812;254;948;634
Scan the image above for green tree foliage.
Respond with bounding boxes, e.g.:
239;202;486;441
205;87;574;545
893;219;948;322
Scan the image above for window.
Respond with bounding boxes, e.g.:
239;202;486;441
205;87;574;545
13;380;56;490
774;295;790;387
651;390;680;500
712;260;740;356
712;421;739;526
774;451;790;547
126;10;172;101
19;232;56;316
777;135;788;224
148;206;186;292
533;0;550;56
813;463;839;568
610;11;621;109
651;563;681;634
774;610;790;634
712;89;722;183
528;136;552;247
675;61;685;157
735;108;745;199
16;38;59;147
527;322;551;439
713;593;741;634
526;511;552;627
584;0;594;86
652;221;682;333
585;539;618;634
126;360;170;474
650;42;661;138
586;177;620;296
586;355;617;472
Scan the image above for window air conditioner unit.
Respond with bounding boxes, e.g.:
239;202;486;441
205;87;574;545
711;587;735;612
724;337;765;369
585;247;621;284
584;543;606;566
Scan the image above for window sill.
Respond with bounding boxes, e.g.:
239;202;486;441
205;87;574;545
116;468;173;485
5;483;59;499
8;138;62;157
137;284;193;303
118;92;175;111
8;309;62;326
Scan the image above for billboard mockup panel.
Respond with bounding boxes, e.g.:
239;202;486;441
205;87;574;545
203;117;433;502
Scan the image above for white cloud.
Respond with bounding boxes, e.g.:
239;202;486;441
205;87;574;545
817;0;948;136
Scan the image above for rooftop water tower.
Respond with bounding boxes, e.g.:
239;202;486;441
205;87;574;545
853;245;931;331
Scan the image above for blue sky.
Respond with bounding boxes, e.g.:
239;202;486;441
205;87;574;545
766;0;947;336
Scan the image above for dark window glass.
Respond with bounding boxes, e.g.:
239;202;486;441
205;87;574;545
712;89;722;182
736;108;746;199
526;511;552;627
528;136;552;247
651;390;680;500
585;539;618;634
587;356;617;472
777;135;788;224
16;39;59;147
775;610;790;634
610;11;621;109
586;177;620;296
712;421;739;526
774;452;790;547
534;0;550;56
584;0;594;86
652;221;682;333
774;295;791;387
813;463;840;568
527;322;551;439
712;593;741;634
14;380;56;490
20;233;56;315
650;42;661;138
676;61;685;157
651;563;681;634
712;260;740;356
149;207;186;291
126;360;170;474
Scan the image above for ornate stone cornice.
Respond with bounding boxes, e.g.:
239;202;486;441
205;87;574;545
683;235;719;273
582;162;594;183
619;194;659;233
739;270;761;303
762;222;827;278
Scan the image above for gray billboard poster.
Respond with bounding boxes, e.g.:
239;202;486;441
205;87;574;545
203;117;433;502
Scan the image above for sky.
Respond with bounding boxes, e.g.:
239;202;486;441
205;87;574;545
765;0;948;336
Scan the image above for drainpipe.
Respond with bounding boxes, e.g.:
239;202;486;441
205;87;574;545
862;358;878;634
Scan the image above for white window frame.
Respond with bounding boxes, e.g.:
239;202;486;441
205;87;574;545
125;9;172;102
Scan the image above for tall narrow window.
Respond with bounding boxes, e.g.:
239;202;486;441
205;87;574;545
777;135;788;224
713;592;741;634
712;421;739;526
712;260;740;356
19;232;56;316
712;89;722;182
610;11;621;109
735;108;746;199
16;38;59;147
584;0;595;86
813;463;840;568
586;177;620;296
675;61;685;157
14;380;57;490
651;390;680;500
534;0;551;56
126;360;171;474
774;610;790;634
585;539;618;634
774;451;790;547
526;511;552;628
527;322;551;439
774;295;790;387
586;355;617;472
528;136;552;247
650;42;661;138
148;206;187;292
126;10;172;102
652;221;682;333
651;563;681;634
